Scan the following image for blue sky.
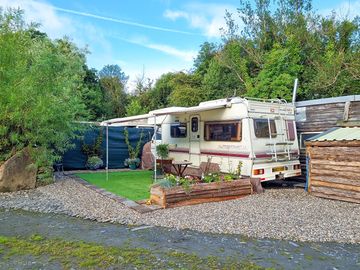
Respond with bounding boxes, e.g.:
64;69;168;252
1;0;359;90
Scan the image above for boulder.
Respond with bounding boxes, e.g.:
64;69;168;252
0;149;37;192
250;177;265;193
141;142;154;170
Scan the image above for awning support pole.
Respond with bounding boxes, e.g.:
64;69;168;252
106;123;109;181
153;116;157;181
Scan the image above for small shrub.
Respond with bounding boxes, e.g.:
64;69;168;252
224;174;233;181
203;173;220;183
156;144;169;159
153;179;176;189
36;166;54;187
86;156;103;170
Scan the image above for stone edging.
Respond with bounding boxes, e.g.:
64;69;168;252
71;175;155;214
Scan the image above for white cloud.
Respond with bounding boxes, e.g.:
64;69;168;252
118;36;197;62
0;0;114;70
164;3;242;38
319;0;360;20
125;65;189;93
0;0;74;39
54;6;198;36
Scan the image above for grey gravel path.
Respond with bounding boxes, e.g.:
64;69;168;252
0;177;359;243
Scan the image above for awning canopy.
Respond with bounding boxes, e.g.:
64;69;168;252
100;102;230;126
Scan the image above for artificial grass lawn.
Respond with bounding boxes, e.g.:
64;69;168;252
75;171;153;201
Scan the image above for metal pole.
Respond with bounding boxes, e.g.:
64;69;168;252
292;78;298;104
153;116;157;181
106;123;109;181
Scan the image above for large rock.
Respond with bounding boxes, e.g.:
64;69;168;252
0;149;37;192
250;178;265;193
141;142;154;170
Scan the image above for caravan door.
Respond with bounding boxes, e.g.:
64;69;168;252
189;115;201;166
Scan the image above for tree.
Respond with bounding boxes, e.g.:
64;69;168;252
98;64;129;84
0;9;87;167
80;66;107;120
99;64;129;118
125;98;147;116
168;73;204;106
193;42;217;76
249;43;302;100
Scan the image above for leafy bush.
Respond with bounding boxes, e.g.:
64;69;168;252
0;9;87;167
81;130;103;158
36;167;54;187
124;128;143;160
153;178;176;189
156;144;169;159
203;173;221;183
86;156;103;170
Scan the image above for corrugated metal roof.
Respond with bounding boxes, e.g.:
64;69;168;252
296;95;360;107
309;127;360;141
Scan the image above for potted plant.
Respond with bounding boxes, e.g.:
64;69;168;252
124;128;143;170
124;158;140;170
81;129;104;170
156;144;172;173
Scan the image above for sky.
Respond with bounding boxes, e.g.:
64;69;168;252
0;0;359;90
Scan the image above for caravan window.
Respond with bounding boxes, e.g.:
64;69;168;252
170;123;187;138
191;117;198;132
254;119;277;138
286;120;296;141
204;121;242;141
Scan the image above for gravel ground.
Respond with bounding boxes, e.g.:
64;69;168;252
0;177;359;243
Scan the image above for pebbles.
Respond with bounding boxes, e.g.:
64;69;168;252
0;177;359;243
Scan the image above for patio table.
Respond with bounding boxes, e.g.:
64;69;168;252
172;161;192;178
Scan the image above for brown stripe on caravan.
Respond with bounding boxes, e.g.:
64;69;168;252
200;150;250;158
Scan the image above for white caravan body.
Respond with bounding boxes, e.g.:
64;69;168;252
102;97;301;181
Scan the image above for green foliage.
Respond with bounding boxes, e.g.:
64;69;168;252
98;64;129;84
153;178;176;189
249;43;303;100
86;156;103;170
124;128;143;159
125;98;147;116
80;67;107;120
100;76;128;118
203;173;221;183
156;144;169;159
0;9;87;166
193;42;217;76
81;129;103;158
0;234;270;269
36;166;54;187
124;157;140;167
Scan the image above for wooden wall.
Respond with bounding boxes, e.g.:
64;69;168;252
296;100;360;177
306;141;360;204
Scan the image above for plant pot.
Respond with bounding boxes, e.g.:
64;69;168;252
129;164;137;170
156;159;173;165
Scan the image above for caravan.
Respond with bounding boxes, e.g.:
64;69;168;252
102;97;301;181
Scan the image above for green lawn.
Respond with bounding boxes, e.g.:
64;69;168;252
75;170;153;201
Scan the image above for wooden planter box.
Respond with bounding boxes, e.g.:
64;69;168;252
150;178;253;208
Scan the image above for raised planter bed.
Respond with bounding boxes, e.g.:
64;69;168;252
150;178;253;208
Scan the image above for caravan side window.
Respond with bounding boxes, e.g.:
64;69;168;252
254;119;277;138
204;121;242;141
286;120;296;141
170;123;187;138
